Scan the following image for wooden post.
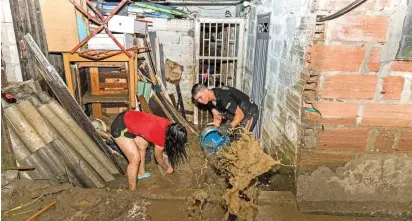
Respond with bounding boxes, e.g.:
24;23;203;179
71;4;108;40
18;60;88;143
128;56;136;109
90;67;102;119
63;53;74;95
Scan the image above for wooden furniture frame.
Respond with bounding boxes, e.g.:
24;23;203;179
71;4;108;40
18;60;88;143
63;52;137;118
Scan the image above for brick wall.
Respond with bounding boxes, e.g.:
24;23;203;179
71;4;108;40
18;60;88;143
301;0;412;171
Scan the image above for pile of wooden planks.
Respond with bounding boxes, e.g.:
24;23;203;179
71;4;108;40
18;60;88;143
136;34;199;136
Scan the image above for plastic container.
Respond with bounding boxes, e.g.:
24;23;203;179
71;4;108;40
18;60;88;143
200;126;230;153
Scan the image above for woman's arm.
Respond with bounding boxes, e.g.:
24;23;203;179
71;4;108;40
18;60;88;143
154;145;173;174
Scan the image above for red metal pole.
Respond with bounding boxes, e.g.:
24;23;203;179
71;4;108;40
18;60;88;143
70;25;104;54
68;0;103;25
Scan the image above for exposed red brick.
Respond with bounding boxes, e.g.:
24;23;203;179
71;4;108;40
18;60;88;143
314;0;375;11
361;103;412;127
374;129;396;153
398;131;412;153
317;128;368;151
381;76;404;100
321;74;377;99
368;47;382;72
299;150;351;171
391;61;412;72
309;102;358;125
328;16;389;43
309;45;366;71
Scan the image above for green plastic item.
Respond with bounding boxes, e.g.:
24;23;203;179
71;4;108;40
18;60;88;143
137;81;152;103
133;2;185;17
305;107;320;113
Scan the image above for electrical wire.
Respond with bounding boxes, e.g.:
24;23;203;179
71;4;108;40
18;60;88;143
317;0;368;22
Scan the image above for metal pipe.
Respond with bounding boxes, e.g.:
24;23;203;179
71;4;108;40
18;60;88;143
28;96;114;183
37;92;119;175
9;129;55;181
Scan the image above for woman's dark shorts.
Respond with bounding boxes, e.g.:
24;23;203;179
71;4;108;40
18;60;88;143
110;111;137;139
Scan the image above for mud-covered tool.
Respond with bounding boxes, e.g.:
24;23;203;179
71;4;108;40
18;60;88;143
200;125;230;154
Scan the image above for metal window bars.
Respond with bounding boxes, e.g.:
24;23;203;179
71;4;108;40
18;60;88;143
194;18;245;126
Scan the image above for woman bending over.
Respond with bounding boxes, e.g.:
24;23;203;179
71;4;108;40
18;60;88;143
111;110;187;190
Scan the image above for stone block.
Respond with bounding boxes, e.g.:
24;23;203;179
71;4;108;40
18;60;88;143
309;45;366;71
299;150;351;172
373;129;397;153
361;103;412;127
382;76;404;100
321;74;377;99
297;155;412;216
327;15;389;43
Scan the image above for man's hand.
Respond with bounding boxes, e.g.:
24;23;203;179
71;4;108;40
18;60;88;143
218;124;233;136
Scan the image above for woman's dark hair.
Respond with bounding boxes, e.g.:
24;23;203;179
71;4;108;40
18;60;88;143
164;123;188;168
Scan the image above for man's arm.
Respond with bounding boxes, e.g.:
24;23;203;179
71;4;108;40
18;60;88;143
211;108;222;127
230;106;244;128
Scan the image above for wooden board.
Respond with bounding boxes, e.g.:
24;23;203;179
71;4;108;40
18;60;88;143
38;0;82;52
82;91;129;104
137;95;152;114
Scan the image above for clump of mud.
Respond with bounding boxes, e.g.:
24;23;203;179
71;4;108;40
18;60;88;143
214;133;280;221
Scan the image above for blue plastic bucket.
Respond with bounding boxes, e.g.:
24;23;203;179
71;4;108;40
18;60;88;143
200;126;230;153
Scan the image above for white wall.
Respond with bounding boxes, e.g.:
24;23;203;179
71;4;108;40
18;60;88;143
1;0;23;82
148;18;196;120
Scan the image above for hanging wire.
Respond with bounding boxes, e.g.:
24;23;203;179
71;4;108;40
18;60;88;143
317;0;368;22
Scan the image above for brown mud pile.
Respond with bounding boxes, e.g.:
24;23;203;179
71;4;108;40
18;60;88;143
214;133;280;221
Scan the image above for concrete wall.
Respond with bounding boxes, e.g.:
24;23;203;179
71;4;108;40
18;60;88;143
148;18;196;120
1;0;23;83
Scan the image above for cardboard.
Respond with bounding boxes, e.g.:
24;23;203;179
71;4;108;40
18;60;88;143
39;0;84;52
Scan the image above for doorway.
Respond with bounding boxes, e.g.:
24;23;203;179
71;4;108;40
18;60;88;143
251;13;270;138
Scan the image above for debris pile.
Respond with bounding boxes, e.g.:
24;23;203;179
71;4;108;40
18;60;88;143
2;81;120;188
215;133;280;221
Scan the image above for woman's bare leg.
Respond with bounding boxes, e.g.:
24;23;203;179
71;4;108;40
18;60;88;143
133;136;148;177
114;137;141;190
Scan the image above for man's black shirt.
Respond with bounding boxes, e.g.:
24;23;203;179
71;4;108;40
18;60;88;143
205;86;257;121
